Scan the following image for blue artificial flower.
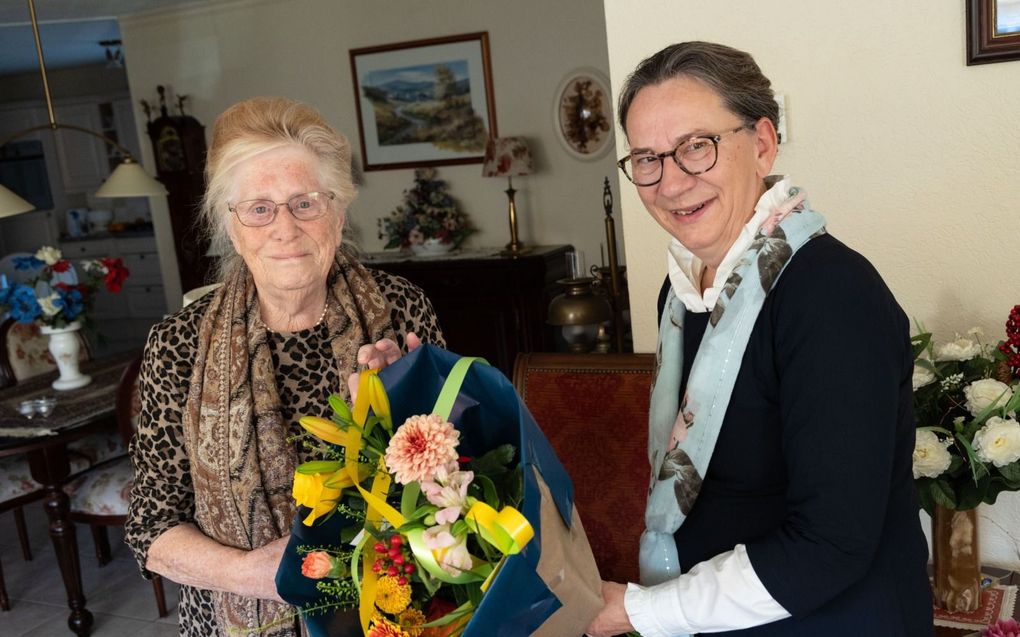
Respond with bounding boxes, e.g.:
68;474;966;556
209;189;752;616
12;255;44;271
7;284;41;324
56;287;84;321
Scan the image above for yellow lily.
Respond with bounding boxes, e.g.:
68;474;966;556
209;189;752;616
293;469;346;525
299;416;350;446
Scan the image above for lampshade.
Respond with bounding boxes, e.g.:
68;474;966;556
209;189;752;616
0;184;35;218
482;137;534;178
94;159;168;198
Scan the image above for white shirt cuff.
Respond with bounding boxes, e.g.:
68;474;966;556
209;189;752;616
623;544;791;636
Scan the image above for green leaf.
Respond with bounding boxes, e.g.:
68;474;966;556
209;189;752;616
468;444;516;476
471;474;500;508
915;480;934;516
954;435;989;482
1003;382;1020;415
999;460;1020;483
911;332;932;360
930;479;957;509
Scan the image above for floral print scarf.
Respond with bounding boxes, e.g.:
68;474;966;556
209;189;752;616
640;181;827;595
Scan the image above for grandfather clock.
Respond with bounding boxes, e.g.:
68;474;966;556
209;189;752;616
145;87;212;292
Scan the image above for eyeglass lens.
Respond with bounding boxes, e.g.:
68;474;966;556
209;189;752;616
623;137;718;186
232;192;332;227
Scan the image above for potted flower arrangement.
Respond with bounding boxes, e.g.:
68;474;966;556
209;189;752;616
379;168;474;255
911;304;1020;612
0;246;129;389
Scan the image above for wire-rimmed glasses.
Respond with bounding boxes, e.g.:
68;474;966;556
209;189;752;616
228;191;335;227
617;124;753;187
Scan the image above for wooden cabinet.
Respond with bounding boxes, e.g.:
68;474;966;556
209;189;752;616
363;245;572;375
59;234;167;356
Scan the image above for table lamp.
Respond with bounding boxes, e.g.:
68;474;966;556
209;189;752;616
482;136;534;256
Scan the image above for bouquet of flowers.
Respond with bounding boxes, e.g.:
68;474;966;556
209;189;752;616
0;246;130;328
379;168;474;250
276;345;602;637
911;305;1020;513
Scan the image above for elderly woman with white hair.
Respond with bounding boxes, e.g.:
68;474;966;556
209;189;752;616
125;97;443;636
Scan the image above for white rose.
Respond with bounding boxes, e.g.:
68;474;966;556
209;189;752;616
912;365;936;390
935;337;982;361
37;293;62;317
35;246;62;265
912;430;952;479
963;378;1014;416
972;416;1020;468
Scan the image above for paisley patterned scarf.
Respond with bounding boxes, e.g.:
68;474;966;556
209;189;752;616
640;182;827;596
183;247;395;635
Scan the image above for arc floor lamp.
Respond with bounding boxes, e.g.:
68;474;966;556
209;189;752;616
0;0;166;220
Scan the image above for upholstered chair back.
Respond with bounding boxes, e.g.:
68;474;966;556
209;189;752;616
513;352;655;584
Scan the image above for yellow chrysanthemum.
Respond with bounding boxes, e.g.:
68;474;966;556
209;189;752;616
398;607;427;637
375;575;412;614
367;617;410;637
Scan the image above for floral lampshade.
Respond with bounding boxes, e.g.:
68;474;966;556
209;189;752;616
481;137;534;178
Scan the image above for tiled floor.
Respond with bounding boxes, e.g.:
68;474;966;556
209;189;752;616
0;503;181;636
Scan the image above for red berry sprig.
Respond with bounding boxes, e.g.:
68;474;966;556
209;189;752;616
370;534;415;586
999;304;1020;378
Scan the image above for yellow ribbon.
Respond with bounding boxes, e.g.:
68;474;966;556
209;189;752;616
464;501;534;556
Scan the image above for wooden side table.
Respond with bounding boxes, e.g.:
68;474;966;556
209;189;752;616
363;245;572;376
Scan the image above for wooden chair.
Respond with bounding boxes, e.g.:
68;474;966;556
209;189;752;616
512;352;655;584
62;355;168;617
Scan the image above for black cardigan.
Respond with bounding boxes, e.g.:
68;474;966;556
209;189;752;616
657;234;933;636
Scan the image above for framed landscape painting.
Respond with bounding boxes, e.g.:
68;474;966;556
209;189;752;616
350;32;498;170
967;0;1020;65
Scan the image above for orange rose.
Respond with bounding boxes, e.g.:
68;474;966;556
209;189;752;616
301;551;333;579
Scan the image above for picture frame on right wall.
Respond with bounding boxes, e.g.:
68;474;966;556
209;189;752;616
553;68;615;161
967;0;1020;65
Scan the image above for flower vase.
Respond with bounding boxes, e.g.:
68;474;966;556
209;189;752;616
410;238;454;257
931;504;982;613
39;322;91;391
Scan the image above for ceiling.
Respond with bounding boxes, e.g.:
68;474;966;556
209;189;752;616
0;0;203;75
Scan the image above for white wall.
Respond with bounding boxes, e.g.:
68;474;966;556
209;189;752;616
604;0;1020;568
119;0;623;311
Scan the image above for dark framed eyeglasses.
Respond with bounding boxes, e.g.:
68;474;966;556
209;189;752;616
617;124;754;187
228;191;336;227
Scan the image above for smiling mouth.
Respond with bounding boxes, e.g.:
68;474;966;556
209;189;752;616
671;201;708;217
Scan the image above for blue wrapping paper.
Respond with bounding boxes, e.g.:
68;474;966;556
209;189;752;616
276;344;580;636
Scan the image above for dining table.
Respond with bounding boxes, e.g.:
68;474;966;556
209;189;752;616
0;351;138;637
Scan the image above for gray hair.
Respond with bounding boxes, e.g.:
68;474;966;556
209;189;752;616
199;97;357;281
618;41;779;139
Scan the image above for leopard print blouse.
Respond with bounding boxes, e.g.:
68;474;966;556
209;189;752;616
124;269;444;636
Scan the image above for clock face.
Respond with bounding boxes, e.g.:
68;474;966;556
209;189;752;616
156;126;186;172
555;70;614;160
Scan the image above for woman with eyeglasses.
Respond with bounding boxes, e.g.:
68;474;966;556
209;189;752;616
586;42;932;637
124;97;443;636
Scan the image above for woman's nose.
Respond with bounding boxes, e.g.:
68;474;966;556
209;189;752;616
657;158;697;197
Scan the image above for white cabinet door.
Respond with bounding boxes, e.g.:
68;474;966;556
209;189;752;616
111;99;142;160
53;103;109;193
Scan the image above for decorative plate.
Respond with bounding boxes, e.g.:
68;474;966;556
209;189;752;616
553;68;615;161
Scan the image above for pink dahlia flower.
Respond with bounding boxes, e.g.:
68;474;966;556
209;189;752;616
984;619;1020;637
384;414;460;485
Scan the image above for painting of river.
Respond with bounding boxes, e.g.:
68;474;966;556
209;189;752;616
350;33;497;170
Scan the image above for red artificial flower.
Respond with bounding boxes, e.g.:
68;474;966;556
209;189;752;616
100;257;130;293
51;260;72;273
983;618;1020;637
421;597;459;637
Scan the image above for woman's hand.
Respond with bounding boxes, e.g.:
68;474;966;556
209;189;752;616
586;581;635;637
348;332;422;400
240;535;290;602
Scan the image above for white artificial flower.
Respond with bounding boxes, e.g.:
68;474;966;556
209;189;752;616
912;430;953;479
912;365;936;390
966;327;985;338
963;378;1014;416
37;292;62;317
972;416;1020;468
35;246;62;265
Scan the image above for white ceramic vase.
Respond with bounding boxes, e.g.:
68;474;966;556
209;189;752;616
39;321;91;391
410;238;454;257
